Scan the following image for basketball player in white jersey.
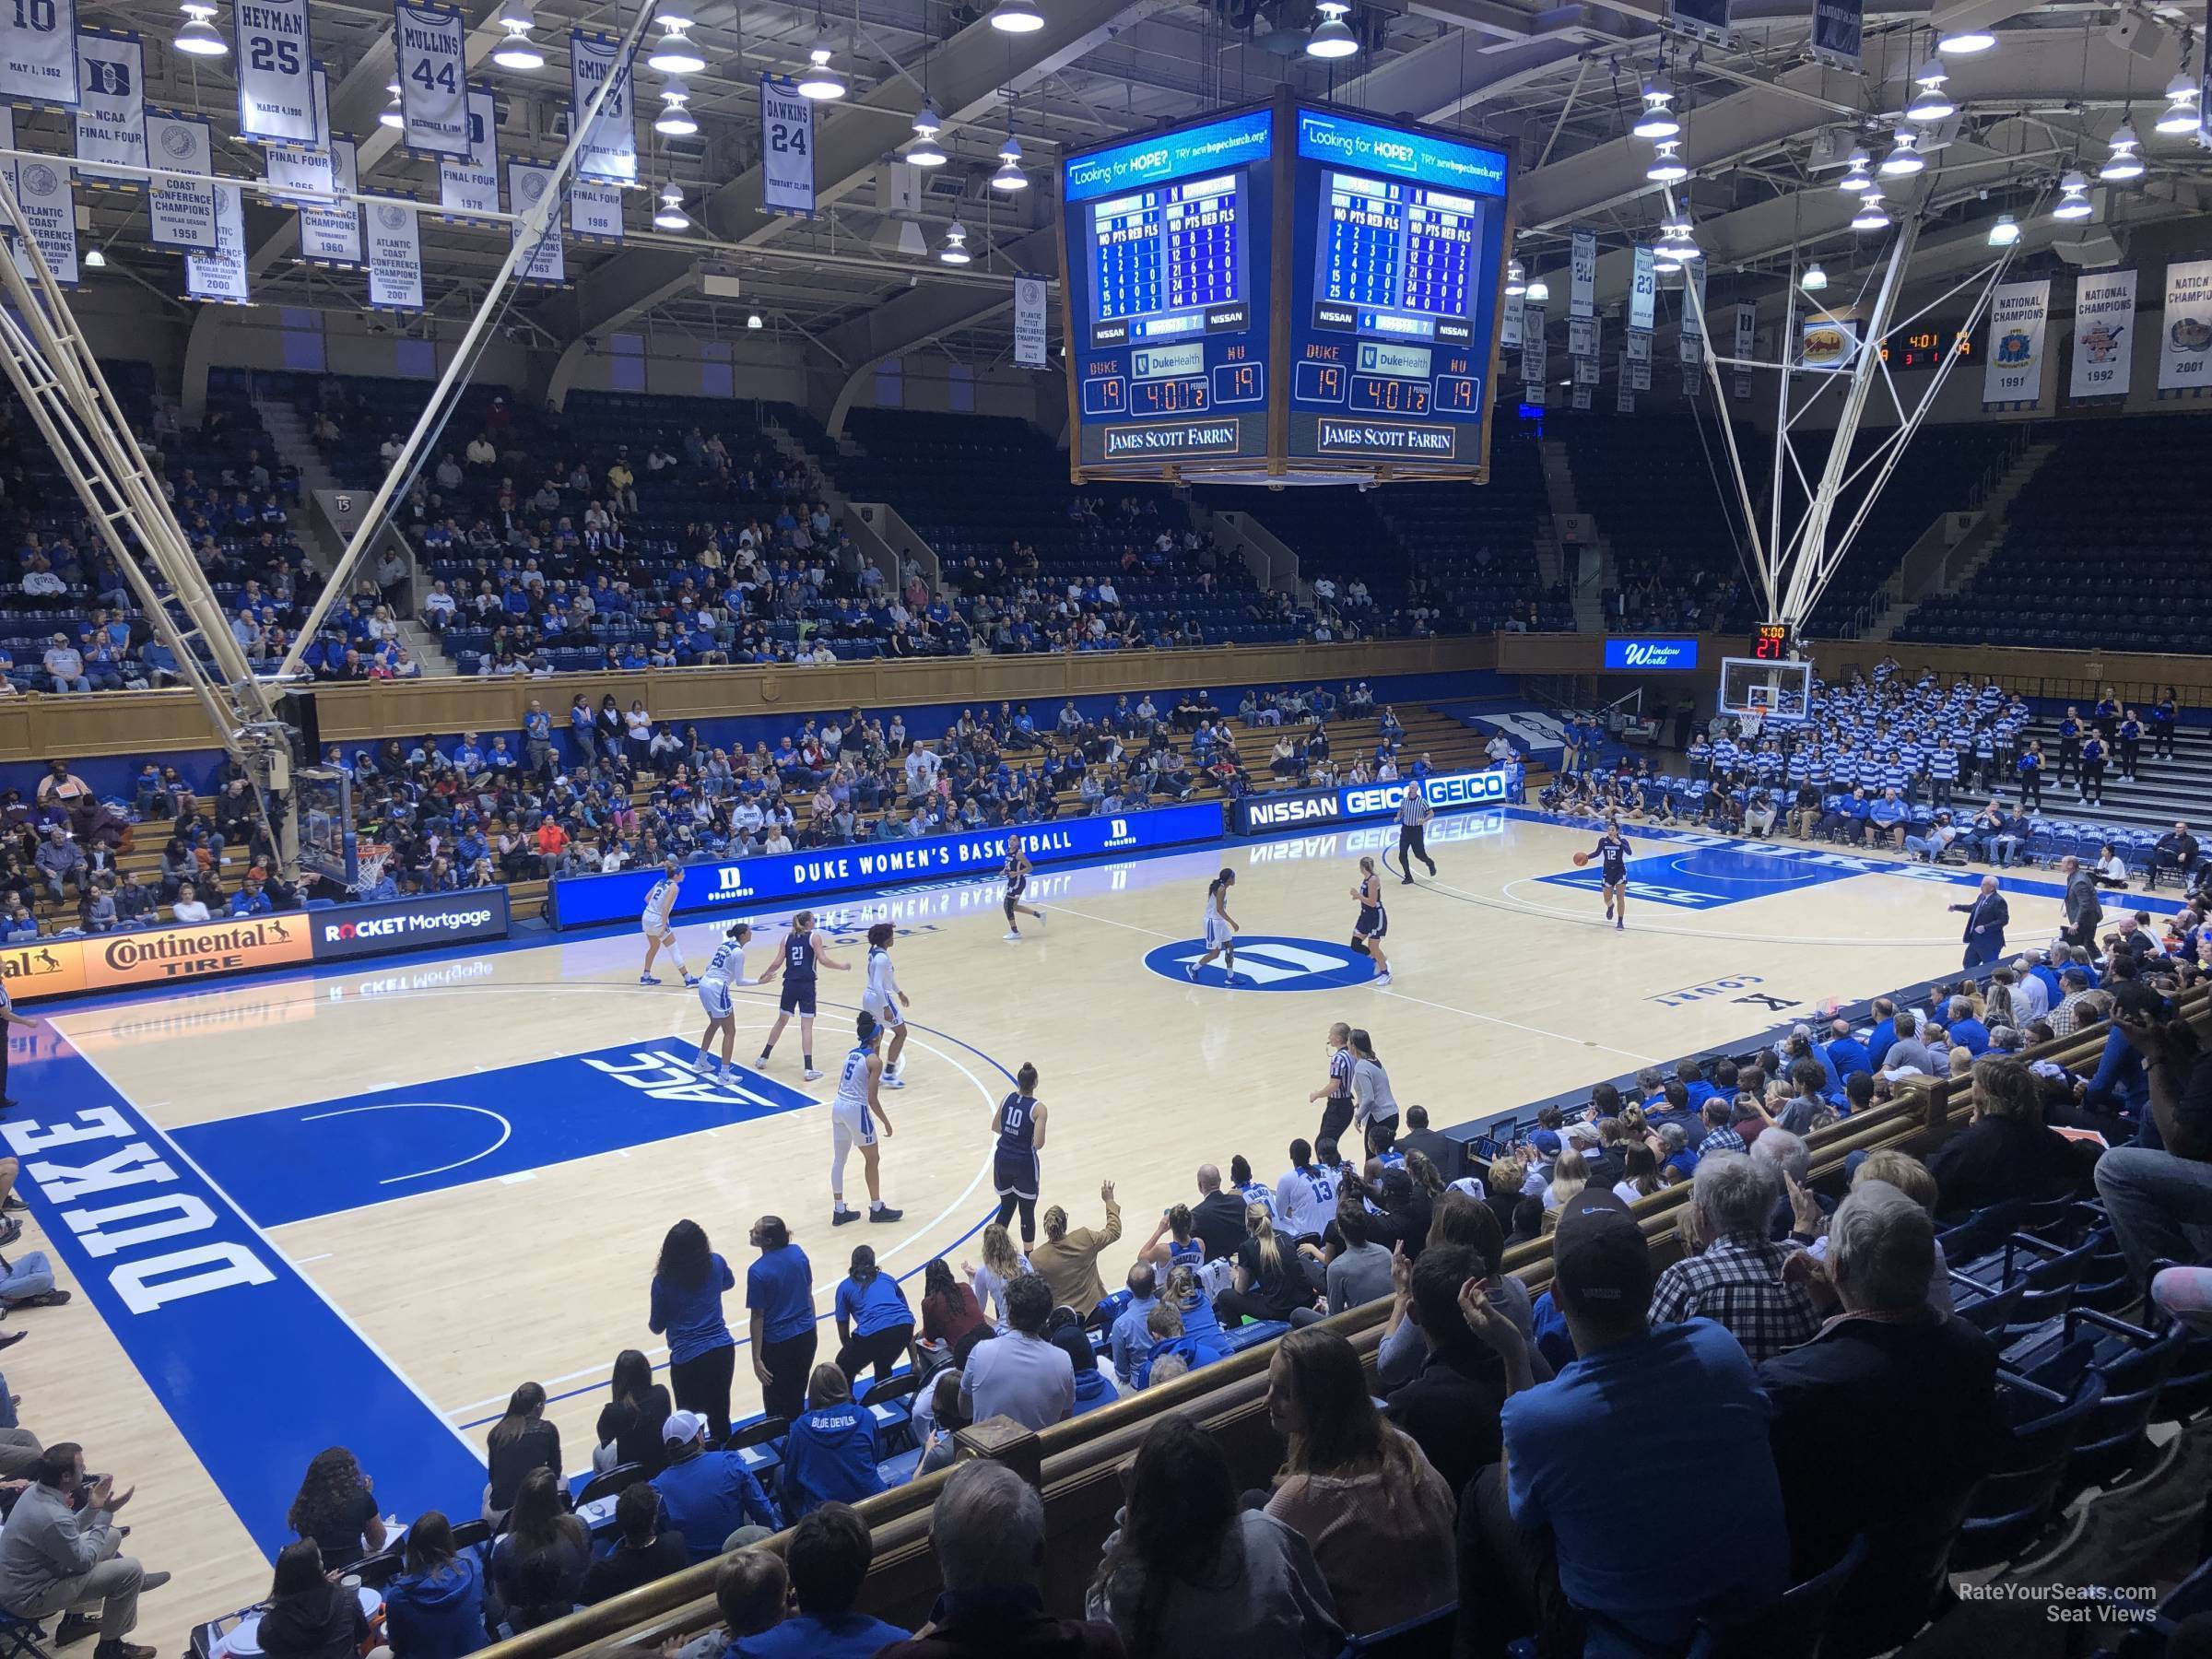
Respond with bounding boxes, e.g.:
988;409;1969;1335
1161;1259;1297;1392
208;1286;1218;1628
638;860;699;987
754;909;850;1080
831;1012;901;1227
861;921;912;1088
1185;867;1242;984
688;922;755;1083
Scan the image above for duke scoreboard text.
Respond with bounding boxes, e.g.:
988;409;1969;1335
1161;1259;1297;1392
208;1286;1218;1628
1058;91;1512;485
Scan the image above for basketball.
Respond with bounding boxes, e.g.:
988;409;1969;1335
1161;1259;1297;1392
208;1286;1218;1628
1572;852;1590;867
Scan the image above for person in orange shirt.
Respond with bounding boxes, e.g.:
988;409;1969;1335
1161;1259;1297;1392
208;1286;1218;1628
534;818;570;872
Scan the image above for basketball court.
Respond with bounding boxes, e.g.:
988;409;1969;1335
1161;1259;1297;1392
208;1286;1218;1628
8;805;2182;1641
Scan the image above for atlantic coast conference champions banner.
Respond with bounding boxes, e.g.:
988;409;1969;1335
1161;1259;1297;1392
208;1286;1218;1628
8;155;76;286
2069;268;2136;400
71;29;144;187
394;1;467;156
0;0;76;107
507;159;563;283
147;111;216;249
1983;277;2050;410
185;181;249;301
233;0;316;145
366;196;423;310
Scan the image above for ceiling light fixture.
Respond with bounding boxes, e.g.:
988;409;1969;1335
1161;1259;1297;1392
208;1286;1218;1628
1645;138;1688;182
2100;120;2144;181
796;28;846;99
907;98;947;166
380;82;405;129
1838;147;1873;192
992;127;1027;190
174;2;227;56
989;0;1043;31
647;12;706;75
82;247;106;267
1799;261;1828;291
1504;257;1525;297
1306;0;1358;59
1524;274;1550;303
747;312;763;329
1986;212;2019;245
654;183;691;230
940;217;971;264
2053;171;2092;219
1905;59;1955;122
1851;191;1891;231
1653;243;1685;275
1632;75;1679;139
1879;127;1925;176
655;82;697;135
2156;72;2201;134
491;14;544;69
1936;23;1995;53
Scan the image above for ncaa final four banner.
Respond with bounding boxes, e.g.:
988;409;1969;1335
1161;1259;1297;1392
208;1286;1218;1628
71;28;143;189
569;29;636;185
569;178;623;243
2068;268;2136;401
507;159;563;284
436;87;498;221
0;0;76;107
759;73;814;215
145;111;216;250
365;195;423;311
184;182;250;302
394;1;467;156
1983;277;2050;411
233;0;316;145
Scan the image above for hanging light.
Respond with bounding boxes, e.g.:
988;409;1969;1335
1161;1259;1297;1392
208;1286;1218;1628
647;11;706;74
2053;171;2092;220
796;28;846;99
174;2;227;56
1986;213;2020;245
82;247;106;268
1879;127;1925;176
1838;147;1873;192
1524;274;1550;303
654;82;698;135
654;183;691;229
1660;222;1701;261
1632;75;1679;139
1306;0;1358;59
747;312;764;329
1504;257;1526;297
2100;121;2144;181
2156;72;2201;135
380;82;405;128
906;99;947;167
1653;242;1685;275
1851;191;1891;231
939;217;971;265
1936;23;1995;53
1905;59;1955;123
491;12;544;69
992;128;1027;191
1799;261;1829;292
989;0;1043;30
1644;139;1688;183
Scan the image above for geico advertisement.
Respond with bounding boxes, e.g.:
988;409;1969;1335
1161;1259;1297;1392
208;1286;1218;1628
550;800;1227;930
1235;768;1512;833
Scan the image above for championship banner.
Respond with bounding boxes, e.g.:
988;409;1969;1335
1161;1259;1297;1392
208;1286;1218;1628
1733;301;1755;397
1983;277;2050;410
7;155;76;285
394;2;467;156
1626;328;1651;361
1810;0;1862;69
568;177;622;242
759;73;814;215
1628;352;1652;392
185;181;249;302
1573;352;1599;386
569;29;636;184
1679;263;1708;361
435;87;498;220
0;107;14;203
234;0;315;145
365;195;423;310
0;0;76;107
296;136;361;265
1571;383;1593;409
146;112;216;250
2156;258;2212;396
1520;304;1547;384
1616;372;1636;413
1567;315;1596;359
1570;227;1596;320
1500;286;1524;348
2068;267;2136;400
507;159;563;284
71;29;143;188
1630;244;1657;334
1014;276;1048;367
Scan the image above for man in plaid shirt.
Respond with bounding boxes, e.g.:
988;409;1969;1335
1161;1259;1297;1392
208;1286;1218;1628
1697;1099;1747;1157
1648;1152;1820;1362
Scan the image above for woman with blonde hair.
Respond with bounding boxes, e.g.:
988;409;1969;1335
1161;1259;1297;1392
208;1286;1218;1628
1216;1204;1320;1326
961;1221;1030;1328
1542;1147;1589;1212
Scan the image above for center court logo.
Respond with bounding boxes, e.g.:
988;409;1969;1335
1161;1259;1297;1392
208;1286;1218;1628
1142;935;1376;992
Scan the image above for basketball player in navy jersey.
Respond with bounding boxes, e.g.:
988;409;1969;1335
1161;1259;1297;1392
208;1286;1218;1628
754;909;851;1080
1186;868;1242;984
1349;855;1393;987
1001;834;1047;942
1590;818;1633;930
830;1012;900;1226
989;1062;1047;1249
688;921;754;1083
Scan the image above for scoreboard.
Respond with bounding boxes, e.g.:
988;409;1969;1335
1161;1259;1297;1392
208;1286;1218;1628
1058;92;1512;485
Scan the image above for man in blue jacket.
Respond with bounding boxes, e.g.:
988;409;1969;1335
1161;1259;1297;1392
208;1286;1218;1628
650;1411;779;1560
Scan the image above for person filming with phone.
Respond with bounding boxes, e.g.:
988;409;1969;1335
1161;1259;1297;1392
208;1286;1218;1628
0;1443;169;1659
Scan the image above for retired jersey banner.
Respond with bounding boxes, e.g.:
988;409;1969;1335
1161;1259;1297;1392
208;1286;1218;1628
759;73;814;215
185;182;249;301
0;0;76;107
71;29;143;187
395;2;467;155
507;159;563;284
8;156;76;284
234;0;315;144
1983;277;2050;410
1630;244;1657;334
569;30;636;184
365;196;423;310
569;177;622;242
2068;268;2136;400
437;87;498;220
2157;258;2212;396
146;111;215;250
1570;228;1596;321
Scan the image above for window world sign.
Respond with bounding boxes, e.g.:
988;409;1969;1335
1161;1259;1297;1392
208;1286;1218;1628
1603;637;1700;671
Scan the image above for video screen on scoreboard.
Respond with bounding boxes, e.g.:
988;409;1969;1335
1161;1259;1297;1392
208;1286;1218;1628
1061;106;1274;473
1287;110;1510;468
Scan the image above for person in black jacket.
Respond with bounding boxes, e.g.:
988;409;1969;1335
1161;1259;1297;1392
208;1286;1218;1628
483;1382;559;1528
593;1349;673;1477
1382;1245;1504;1500
1949;876;2010;971
1396;1107;1460;1182
1928;1056;2095;1215
579;1483;689;1606
256;1542;369;1659
1188;1165;1248;1262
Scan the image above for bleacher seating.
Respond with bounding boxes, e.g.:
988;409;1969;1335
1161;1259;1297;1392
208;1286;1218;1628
1571;414;1760;633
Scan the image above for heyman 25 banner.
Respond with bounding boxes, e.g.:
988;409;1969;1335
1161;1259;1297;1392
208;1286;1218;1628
1630;243;1657;334
185;182;249;302
1983;277;2050;410
1014;276;1048;368
569;178;622;243
1570;227;1596;320
72;29;143;187
2157;258;2212;397
365;196;423;311
759;73;814;215
569;29;636;185
1809;0;1861;69
2069;268;2136;400
234;0;315;145
508;159;563;284
395;1;467;156
0;0;76;107
437;87;498;221
146;111;216;250
7;157;76;285
297;135;361;265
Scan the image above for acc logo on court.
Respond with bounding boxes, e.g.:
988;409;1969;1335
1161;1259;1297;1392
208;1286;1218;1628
1142;934;1377;992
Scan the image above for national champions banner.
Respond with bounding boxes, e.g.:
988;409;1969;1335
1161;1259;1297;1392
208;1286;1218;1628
72;29;143;187
507;159;563;283
759;73;814;215
233;0;315;145
2068;268;2136;400
2157;258;2212;397
146;111;216;250
394;1;467;156
185;182;249;301
365;196;423;310
1014;276;1048;367
1983;277;2050;410
436;86;498;220
0;0;76;106
569;29;636;184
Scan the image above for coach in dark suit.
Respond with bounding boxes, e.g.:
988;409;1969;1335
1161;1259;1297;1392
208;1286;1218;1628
1397;1105;1462;1181
1949;877;2011;969
2061;856;2104;960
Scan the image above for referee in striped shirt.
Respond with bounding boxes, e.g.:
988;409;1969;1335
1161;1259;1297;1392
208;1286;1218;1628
1395;782;1437;883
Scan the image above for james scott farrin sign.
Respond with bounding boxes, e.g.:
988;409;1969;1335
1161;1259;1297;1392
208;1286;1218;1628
549;801;1226;930
1603;637;1700;671
1233;766;1513;835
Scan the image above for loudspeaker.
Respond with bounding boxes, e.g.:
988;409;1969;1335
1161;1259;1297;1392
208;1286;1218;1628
281;689;323;764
